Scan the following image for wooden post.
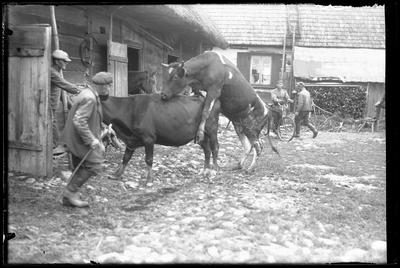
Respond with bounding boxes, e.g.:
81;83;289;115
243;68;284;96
289;22;296;93
280;21;287;82
50;6;72;169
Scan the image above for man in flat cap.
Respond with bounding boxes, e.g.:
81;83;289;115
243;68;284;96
294;82;318;138
270;80;293;135
51;49;81;155
60;72;112;208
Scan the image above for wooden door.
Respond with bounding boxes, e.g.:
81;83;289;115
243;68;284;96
8;25;52;177
107;41;128;96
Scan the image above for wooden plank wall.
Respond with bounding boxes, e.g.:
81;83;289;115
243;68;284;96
8;25;52;176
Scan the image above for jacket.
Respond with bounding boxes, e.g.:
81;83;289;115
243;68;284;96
296;88;313;112
62;86;104;163
50;66;80;94
271;88;290;105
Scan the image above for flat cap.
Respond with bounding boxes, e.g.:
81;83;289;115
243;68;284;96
52;50;71;62
92;72;113;85
296;82;305;87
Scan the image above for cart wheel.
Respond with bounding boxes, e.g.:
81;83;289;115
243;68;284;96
278;116;295;141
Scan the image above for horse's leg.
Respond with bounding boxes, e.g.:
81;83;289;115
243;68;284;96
143;141;155;186
206;99;220;174
210;134;219;173
232;121;252;170
196;86;222;144
199;136;212;177
109;147;135;180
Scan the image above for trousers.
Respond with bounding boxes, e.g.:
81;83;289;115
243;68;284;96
295;111;317;135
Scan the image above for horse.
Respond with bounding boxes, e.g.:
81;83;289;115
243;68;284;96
100;93;220;185
128;70;158;95
161;51;278;170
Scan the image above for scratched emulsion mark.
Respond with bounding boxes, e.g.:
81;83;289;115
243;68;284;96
4;232;16;242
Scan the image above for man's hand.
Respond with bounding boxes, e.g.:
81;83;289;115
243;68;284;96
295;112;299;116
91;139;105;153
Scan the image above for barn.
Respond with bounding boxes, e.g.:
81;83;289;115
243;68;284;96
293;4;385;118
195;4;385;117
6;4;227;177
193;4;295;102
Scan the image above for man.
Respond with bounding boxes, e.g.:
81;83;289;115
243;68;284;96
60;72;112;208
51;49;80;155
373;94;385;121
294;82;318;138
270;80;293;133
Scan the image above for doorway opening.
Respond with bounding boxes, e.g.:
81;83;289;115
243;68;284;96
128;47;140;71
168;55;178;64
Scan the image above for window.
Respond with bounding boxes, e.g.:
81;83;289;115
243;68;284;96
250;55;272;85
168;55;178;64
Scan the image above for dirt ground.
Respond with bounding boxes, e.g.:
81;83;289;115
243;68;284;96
6;119;386;264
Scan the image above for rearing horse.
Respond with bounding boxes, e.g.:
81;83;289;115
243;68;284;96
161;51;278;170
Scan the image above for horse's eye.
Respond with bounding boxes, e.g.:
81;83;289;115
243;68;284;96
172;74;180;81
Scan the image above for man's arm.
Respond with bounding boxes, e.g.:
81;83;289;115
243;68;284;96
51;68;80;94
72;97;98;147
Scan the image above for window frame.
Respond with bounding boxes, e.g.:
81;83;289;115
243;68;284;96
249;53;273;87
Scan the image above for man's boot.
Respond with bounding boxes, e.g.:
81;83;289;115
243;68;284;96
308;123;318;138
60;168;92;208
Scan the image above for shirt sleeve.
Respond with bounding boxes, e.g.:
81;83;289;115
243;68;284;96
296;94;305;113
51;69;80;94
72;97;97;145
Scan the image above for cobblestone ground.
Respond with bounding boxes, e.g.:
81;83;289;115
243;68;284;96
6;118;386;264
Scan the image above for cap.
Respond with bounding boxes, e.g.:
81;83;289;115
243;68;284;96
52;50;71;62
296;82;305;87
92;72;113;85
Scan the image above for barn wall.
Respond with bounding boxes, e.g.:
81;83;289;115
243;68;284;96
8;5;92;134
8;4;217;102
8;5;89;84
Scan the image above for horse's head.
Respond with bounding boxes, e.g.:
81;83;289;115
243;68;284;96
147;71;158;94
160;61;188;100
139;71;158;94
101;124;124;151
128;71;158;95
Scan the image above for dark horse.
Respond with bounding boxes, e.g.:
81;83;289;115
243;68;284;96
100;93;220;185
128;70;157;95
161;51;278;170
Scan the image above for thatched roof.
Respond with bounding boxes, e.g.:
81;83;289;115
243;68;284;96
194;4;288;46
195;4;385;49
297;4;385;48
293;46;385;83
119;5;228;49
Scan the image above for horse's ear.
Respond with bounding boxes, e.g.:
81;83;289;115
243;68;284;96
161;63;169;68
